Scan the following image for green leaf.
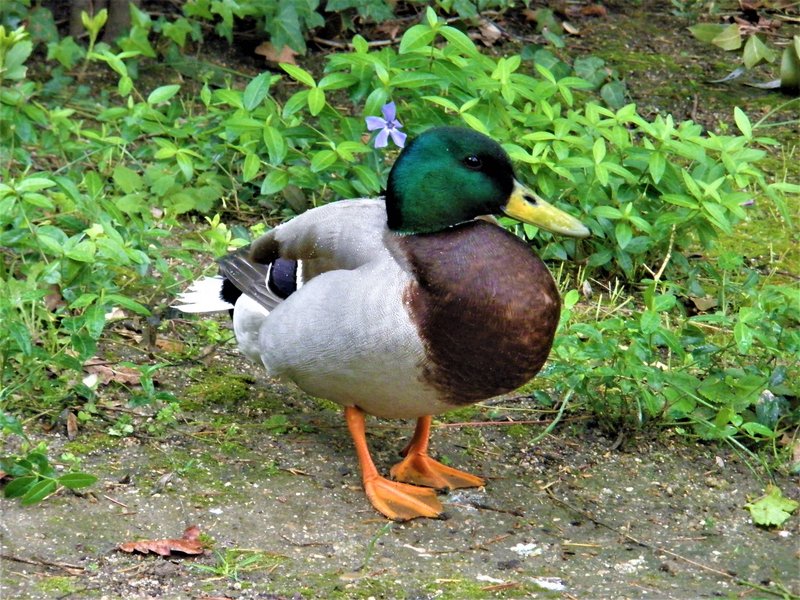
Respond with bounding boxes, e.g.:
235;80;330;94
83;304;107;338
461;112;489;135
307;87;326;116
733;107;752;139
743;35;777;69
105;294;151;316
4;475;37;499
425;6;439;28
746;485;798;527
779;39;800;89
615;221;632;249
17;177;57;192
3;39;33;80
310;150;338;173
689;23;726;44
439;25;477;56
648;151;666;183
600;81;626;109
147;84;181;105
242;153;261;182
243;72;272;111
281;63;316;88
261;170;289;195
58;472;98;489
591;205;623;220
262;126;287;165
270;1;307;53
711;23;742;51
71;332;97;360
21;479;58;505
8;321;32;355
592;138;606;164
399;24;436;54
640;310;661;335
113;165;143;193
65;240;96;262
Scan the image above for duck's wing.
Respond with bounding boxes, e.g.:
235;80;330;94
220;198;389;312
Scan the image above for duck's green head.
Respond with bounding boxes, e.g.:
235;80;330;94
386;126;589;237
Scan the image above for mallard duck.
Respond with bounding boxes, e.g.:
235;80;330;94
176;126;589;520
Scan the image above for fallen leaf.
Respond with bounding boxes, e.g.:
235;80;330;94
477;19;503;46
45;284;65;312
581;4;608;18
105;306;127;321
745;485;799;527
118;525;204;556
255;42;298;65
66;411;78;440
83;358;141;386
155;337;186;353
374;21;401;40
690;296;719;312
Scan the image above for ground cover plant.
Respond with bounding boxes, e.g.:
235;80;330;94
0;0;797;527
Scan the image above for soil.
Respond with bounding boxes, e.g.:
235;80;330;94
2;1;798;599
2;354;798;599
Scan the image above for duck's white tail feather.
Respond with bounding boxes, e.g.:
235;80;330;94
173;276;233;313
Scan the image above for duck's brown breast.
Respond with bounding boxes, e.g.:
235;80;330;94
398;220;560;405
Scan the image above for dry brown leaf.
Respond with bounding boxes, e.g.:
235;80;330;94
690;296;719;312
66;411;78;440
105;306;127;321
83;358;141;386
581;4;608;18
374;21;401;40
155;337;186;353
477;19;503;46
255;41;298;65
118;525;204;557
45;284;65;312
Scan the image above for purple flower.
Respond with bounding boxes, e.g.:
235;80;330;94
365;102;406;148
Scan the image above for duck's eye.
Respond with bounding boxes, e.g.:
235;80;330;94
463;155;482;170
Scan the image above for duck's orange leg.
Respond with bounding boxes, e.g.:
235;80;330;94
390;415;485;490
344;406;443;521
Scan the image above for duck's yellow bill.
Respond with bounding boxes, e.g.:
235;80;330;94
502;180;590;238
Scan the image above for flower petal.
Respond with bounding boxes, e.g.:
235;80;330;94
381;102;397;122
374;128;390;148
365;116;387;131
389;129;407;148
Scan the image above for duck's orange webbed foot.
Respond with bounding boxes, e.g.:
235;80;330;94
390;416;485;490
363;474;443;521
345;406;445;521
390;452;485;490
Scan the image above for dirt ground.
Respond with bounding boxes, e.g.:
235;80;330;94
2;356;798;599
2;1;799;599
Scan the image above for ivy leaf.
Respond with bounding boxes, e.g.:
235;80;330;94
711;23;742;51
746;485;798;527
743;35;777;69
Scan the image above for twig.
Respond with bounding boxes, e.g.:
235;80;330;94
0;552;84;575
279;535;330;548
652;225;676;285
102;494;129;509
312;36;394;49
